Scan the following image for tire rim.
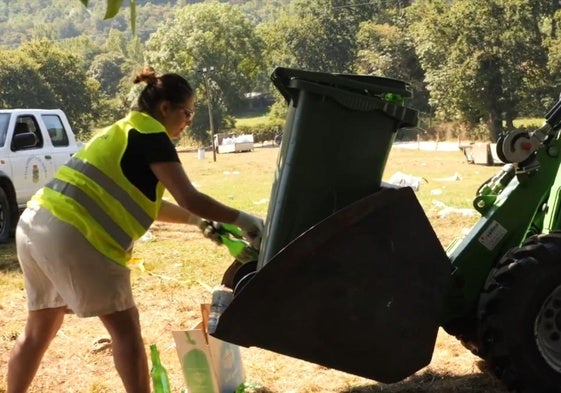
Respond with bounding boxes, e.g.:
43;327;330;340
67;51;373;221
535;284;561;372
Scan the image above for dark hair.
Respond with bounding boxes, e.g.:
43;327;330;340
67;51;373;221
133;66;193;113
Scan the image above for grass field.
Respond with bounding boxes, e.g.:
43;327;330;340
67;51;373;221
512;117;543;128
0;144;510;393
235;115;270;128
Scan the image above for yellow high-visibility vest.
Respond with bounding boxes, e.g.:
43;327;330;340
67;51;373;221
30;111;166;266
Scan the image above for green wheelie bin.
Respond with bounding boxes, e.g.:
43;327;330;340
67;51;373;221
260;67;419;266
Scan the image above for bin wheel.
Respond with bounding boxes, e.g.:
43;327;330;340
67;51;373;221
221;260;257;290
233;271;256;295
477;232;561;392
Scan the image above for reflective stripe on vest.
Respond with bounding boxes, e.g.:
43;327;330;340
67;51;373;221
45;178;132;250
44;156;154;250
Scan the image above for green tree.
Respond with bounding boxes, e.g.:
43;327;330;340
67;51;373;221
354;20;429;112
408;0;554;140
0;49;56;108
257;0;390;122
144;2;265;144
87;52;128;97
60;35;104;68
257;0;379;73
542;6;561;100
19;39;105;135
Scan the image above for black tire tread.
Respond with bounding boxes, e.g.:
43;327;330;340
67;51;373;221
477;232;561;393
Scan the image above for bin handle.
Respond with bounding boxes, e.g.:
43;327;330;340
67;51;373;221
288;78;419;127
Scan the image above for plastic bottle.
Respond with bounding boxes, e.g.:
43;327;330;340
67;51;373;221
207;285;234;334
150;344;172;393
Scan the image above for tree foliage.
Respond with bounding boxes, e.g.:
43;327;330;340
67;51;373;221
408;0;557;140
0;0;560;143
257;0;380;73
354;20;429;112
0;39;109;136
144;2;265;144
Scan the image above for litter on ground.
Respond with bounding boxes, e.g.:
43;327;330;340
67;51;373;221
432;200;477;218
387;171;428;191
433;172;462;182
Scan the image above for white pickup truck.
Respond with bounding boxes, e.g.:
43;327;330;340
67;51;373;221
0;109;81;242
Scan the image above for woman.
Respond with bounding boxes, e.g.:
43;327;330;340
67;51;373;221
7;66;264;393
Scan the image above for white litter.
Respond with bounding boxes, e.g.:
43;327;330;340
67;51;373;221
139;231;155;242
433;172;462;182
432;200;477;218
387;171;428;191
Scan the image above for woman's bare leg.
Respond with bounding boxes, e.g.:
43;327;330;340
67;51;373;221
99;306;150;393
7;306;66;393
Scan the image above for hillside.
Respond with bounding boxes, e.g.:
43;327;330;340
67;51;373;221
0;0;290;48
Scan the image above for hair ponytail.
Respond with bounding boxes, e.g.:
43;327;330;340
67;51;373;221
133;66;158;86
133;66;193;113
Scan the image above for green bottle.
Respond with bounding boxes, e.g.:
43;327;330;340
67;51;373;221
150;344;172;393
218;223;259;263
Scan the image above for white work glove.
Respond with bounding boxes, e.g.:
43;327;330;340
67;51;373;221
233;211;264;250
188;214;221;245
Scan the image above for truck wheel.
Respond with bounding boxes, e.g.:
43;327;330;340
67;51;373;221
0;187;12;243
477;233;561;393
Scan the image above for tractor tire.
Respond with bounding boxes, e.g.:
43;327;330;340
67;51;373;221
0;187;13;243
477;232;561;393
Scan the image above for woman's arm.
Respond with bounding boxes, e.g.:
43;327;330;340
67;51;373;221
150;160;264;248
150;161;239;223
157;199;199;224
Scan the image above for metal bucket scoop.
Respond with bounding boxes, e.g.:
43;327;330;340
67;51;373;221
212;186;451;383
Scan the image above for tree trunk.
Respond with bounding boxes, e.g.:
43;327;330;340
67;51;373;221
487;110;503;142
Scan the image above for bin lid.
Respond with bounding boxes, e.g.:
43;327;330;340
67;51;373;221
271;67;418;127
271;67;413;103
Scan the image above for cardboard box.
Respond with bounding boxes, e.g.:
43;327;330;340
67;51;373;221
173;304;245;393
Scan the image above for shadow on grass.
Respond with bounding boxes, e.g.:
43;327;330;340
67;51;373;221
0;240;20;273
340;370;508;393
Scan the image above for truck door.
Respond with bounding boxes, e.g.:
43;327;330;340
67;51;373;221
10;115;56;206
40;113;77;169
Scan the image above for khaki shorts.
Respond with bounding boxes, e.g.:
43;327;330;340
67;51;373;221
16;207;135;317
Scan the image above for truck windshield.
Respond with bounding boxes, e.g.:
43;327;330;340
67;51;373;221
0;114;9;147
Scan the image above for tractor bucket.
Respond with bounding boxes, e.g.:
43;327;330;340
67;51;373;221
213;186;451;383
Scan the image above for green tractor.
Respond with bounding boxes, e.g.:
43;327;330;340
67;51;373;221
213;67;561;393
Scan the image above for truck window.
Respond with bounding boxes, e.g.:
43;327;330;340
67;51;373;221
42;114;69;147
12;116;43;150
0;114;9;147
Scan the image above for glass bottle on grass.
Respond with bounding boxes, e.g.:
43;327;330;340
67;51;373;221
150;344;172;393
